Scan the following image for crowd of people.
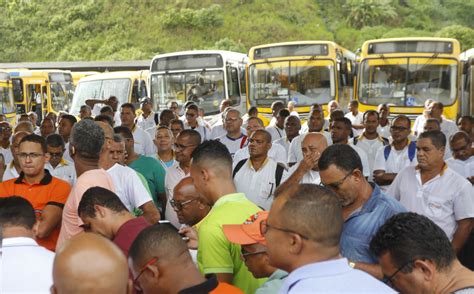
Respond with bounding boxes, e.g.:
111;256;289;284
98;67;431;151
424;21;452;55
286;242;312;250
0;95;473;293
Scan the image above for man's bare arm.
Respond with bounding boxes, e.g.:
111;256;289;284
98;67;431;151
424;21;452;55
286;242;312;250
36;204;63;238
452;218;473;253
139;201;161;224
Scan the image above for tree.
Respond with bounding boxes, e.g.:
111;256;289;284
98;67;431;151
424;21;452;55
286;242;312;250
345;0;398;29
435;25;474;51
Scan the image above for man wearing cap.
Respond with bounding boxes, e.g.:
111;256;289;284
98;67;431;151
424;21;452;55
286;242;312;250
137;97;157;131
223;211;288;294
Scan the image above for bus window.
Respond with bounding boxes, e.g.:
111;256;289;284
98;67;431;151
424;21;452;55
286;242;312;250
227;66;240;106
12;79;23;103
0;86;15;115
132;79;140;104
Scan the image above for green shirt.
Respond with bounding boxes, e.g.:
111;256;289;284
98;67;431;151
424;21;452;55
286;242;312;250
129;155;166;205
197;193;266;294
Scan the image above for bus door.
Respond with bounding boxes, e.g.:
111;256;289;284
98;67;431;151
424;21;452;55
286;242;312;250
226;63;245;113
12;78;25;114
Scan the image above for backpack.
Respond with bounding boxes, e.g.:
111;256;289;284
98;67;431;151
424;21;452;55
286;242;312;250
232;158;285;187
383;141;417;162
154;112;160;125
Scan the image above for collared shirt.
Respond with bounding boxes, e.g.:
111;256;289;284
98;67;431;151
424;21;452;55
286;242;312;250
129;155;166;206
164;161;188;228
341;184;406;264
0;146;13;163
107;163;154;210
278;258;395;294
281;162;321;185
57;169;115;250
184;120;211;142
179;274;244;294
256;269;288;294
155;152;176;170
387;165;474;240
136;111;157;131
266;125;285;142
132;125;155;156
46;158;76;186
63;142;74;163
274;136;290;155
447;157;474;178
210;124;247;140
1;237;55;293
2;160;19;181
198;193;265;294
217;134;247;158
113;216;151;257
287;132;332;164
234;157;279;210
234;144;287;167
377;121;391;139
351;134;388;179
412;114;427;135
440;118;459;141
348;144;371;178
0;170;71;251
345;111;365;137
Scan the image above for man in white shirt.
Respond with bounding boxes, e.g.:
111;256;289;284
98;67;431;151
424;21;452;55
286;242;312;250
446;131;474;183
288;108;332;166
183;104;211;142
233;130;284;210
345;100;364;137
209;99;232;139
278;133;328;191
266;108;289;142
58;114;77;162
217;108;247;158
268;101;285;127
373;115;417;191
0;121;13;163
165;129;201;228
330;117;370;178
0;196;55;293
87;95;121;125
377;103;391;139
412;98;434;136
274;115;301;155
264;185;394;293
2;131;30;182
458;116;474;147
423;118;452;160
387;130;474;253
40;118;56;139
45;134;76;186
120;103;155;156
136;97;157;131
428;101;458;141
352;110;390;179
233;117;288;166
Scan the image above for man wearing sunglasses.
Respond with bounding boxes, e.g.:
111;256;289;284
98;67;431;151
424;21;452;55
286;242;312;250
319;144;406;279
370;212;474;294
265;184;394;293
223;211;288;294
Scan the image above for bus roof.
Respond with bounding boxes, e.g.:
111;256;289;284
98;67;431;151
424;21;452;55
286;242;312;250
77;70;149;83
151;50;247;62
5;69;72;78
361;37;461;56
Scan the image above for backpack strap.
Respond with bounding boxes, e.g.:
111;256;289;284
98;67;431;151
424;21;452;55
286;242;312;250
381;137;390;146
353;136;359;145
232;159;248;179
240;135;248;149
408;141;417;162
154;112;159;125
383;145;391;161
275;163;286;187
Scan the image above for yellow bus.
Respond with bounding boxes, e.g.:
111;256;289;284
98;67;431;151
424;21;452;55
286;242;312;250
355;37;461;120
70;70;148;116
0;71;16;124
461;49;474;116
70;71;99;86
247;41;356;119
7;69;75;118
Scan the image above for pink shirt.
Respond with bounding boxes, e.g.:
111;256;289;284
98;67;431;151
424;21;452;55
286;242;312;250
56;169;115;250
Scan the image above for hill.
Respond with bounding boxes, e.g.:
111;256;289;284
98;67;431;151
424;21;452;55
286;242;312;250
0;0;472;62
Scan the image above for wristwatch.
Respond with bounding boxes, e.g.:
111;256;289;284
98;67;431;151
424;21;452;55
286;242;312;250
348;260;356;269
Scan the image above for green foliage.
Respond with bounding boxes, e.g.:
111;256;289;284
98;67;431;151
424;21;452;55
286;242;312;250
0;0;472;62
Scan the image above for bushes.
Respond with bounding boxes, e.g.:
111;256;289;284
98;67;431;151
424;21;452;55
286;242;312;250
161;5;223;29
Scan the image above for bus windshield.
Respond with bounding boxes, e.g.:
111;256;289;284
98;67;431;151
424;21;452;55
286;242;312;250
248;60;335;107
0;85;15;114
150;70;225;114
359;58;457;106
70;79;131;115
50;82;74;113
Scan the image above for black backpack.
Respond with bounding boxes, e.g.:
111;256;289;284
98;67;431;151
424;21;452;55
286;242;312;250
232;158;285;187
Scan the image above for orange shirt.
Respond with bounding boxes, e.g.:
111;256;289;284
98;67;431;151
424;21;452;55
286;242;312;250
211;282;244;294
0;170;71;251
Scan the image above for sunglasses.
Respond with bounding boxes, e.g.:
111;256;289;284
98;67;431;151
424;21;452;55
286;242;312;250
320;170;354;191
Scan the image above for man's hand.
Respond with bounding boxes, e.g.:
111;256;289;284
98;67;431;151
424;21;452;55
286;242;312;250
299;151;320;172
179;226;198;250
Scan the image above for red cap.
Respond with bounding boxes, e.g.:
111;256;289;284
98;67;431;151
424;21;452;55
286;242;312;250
223;211;268;246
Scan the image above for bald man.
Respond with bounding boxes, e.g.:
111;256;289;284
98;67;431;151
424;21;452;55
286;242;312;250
172;177;211;228
14;121;34;134
277;133;328;193
52;233;132;294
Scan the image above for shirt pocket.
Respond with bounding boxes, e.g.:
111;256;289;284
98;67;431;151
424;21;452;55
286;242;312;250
259;181;276;200
425;196;448;219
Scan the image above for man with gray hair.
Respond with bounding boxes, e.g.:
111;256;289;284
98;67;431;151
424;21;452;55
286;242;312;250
57;119;116;249
217;108;247;158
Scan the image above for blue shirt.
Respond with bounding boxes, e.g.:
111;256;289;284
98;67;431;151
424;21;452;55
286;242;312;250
341;183;406;264
278;258;395;293
256;269;288;294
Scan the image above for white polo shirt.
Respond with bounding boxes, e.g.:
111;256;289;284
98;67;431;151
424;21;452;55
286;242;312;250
137;111;157;131
387;165;474;240
233;144;287;167
0;146;13;163
351;134;388;179
446;157;474;178
280;162;321;185
184;121;211;142
274;136;291;155
233;157;280;210
349;144;371;178
106;163;153;211
46;159;76;186
164;161;188;228
345;111;364;137
412;114;426;135
2;160;19;181
63;142;74;163
440;118;458;141
266;125;285;142
288;132;332;164
217;134;247;159
1;237;54;293
377;122;391;139
132;125;155;156
92;104;121;125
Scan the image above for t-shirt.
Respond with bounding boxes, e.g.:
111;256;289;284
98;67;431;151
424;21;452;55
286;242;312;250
217;134;247;159
0;170;71;251
178;274;244;294
197;193;266;294
129;155;166;206
57;169;115;250
345;111;364;137
133;125;155;156
113;217;151;257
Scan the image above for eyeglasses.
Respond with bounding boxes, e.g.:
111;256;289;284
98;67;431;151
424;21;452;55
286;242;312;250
260;219;309;240
174;143;196;150
390;126;409;132
382;260;414;287
133;256;159;292
17;152;45;160
240;250;267;260
320;170;354;191
170;198;196;211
